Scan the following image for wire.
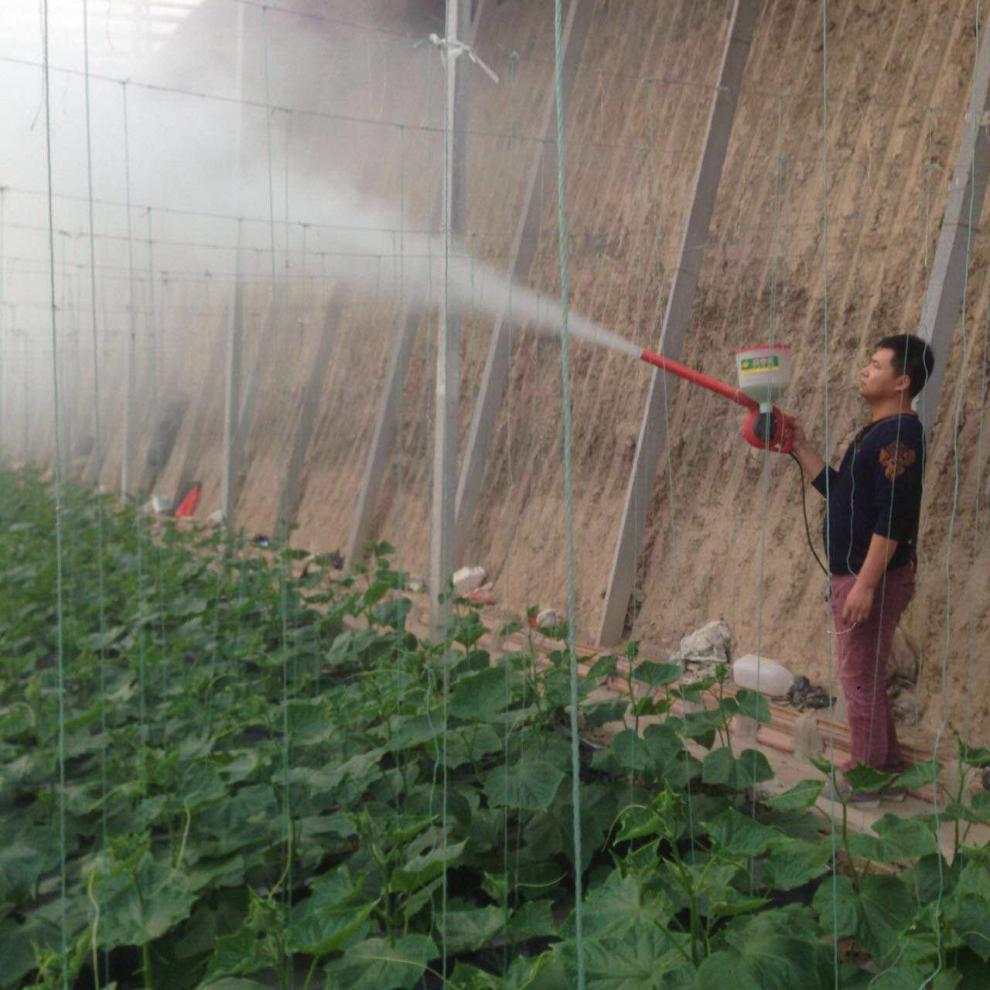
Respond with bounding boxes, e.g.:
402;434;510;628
39;1;69;985
553;0;584;984
789;452;830;578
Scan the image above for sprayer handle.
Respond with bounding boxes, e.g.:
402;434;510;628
741;407;794;454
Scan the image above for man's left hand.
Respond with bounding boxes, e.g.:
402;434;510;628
842;581;875;626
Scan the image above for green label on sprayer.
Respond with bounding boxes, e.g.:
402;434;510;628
740;356;780;373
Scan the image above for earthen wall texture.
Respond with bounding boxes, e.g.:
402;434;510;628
116;0;989;746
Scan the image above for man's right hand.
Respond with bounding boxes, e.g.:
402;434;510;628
790;418;826;479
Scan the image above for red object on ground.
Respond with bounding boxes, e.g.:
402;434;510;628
174;484;201;518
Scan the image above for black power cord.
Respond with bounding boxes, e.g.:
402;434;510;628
789;451;831;578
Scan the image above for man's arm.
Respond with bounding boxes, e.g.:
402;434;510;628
791;419;826;480
841;532;900;625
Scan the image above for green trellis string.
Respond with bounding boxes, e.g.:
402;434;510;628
262;8;296;957
40;0;69;986
928;4;983;981
121;82;152;786
553;0;585;985
818;2;842;985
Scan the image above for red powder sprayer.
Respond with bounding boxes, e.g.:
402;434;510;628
638;343;794;453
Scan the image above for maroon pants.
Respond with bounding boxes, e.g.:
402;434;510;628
829;565;915;772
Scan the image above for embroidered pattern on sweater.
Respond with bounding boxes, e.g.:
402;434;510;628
878;441;917;481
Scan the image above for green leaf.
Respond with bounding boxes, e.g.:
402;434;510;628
288;867;375;957
702;747;774;789
199;980;273;990
559;924;690;989
695;952;762;989
0;844;47;902
592;729;653;773
955;894;990;960
894;760;941;790
442;905;504;954
449;667;512;721
631;662;681;687
714;908;836;989
582;698;629;727
586;655;618;680
705;807;775;856
508;899;556;938
856;875;917;961
963;790;990;822
761;837;832;891
564;871;673;940
869;813;939;860
323;935;437;990
813;874;859;936
957;742;990;768
844;764;896;793
485;759;565;811
681;708;722;749
764;779;823;812
392;834;467;894
93;855;196;949
370;596;412;630
734;688;771;724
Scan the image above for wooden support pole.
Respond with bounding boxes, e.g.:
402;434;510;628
430;0;472;634
221;2;247;526
0;188;6;455
221;221;244;523
453;0;593;564
915;26;990;431
277;287;348;533
236;285;284;481
345;0;486;570
597;0;759;646
121;83;138;499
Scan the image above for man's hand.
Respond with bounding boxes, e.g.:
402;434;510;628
790;417;826;479
842;580;875;626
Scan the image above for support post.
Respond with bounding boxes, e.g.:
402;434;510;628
221;2;247;526
121;83;138;499
221;220;245;523
453;0;593;563
430;0;472;634
277;287;348;532
915;25;990;431
0;188;6;456
345;0;486;569
597;0;759;646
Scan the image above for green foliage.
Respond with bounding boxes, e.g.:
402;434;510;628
0;469;988;989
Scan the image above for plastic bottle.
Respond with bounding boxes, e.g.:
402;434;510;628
732;654;794;697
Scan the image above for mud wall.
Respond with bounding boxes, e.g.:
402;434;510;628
84;0;989;745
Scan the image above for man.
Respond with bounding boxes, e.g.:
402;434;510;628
791;334;934;804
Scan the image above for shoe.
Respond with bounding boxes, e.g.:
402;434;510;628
824;776;880;808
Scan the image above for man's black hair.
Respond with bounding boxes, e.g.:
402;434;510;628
875;334;935;398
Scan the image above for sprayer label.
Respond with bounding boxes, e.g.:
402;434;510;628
739;356;780;373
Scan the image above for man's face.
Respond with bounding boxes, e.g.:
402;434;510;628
858;348;909;401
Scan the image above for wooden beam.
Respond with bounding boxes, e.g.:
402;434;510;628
453;0;594;564
345;0;487;569
597;0;759;646
430;0;473;634
221;6;246;526
220;225;244;524
277;287;348;533
915;26;990;432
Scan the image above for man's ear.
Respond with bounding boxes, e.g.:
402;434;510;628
893;372;911;395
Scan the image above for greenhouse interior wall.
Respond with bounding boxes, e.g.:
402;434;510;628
8;0;982;740
2;0;990;982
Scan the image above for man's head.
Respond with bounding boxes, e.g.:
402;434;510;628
859;334;935;403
